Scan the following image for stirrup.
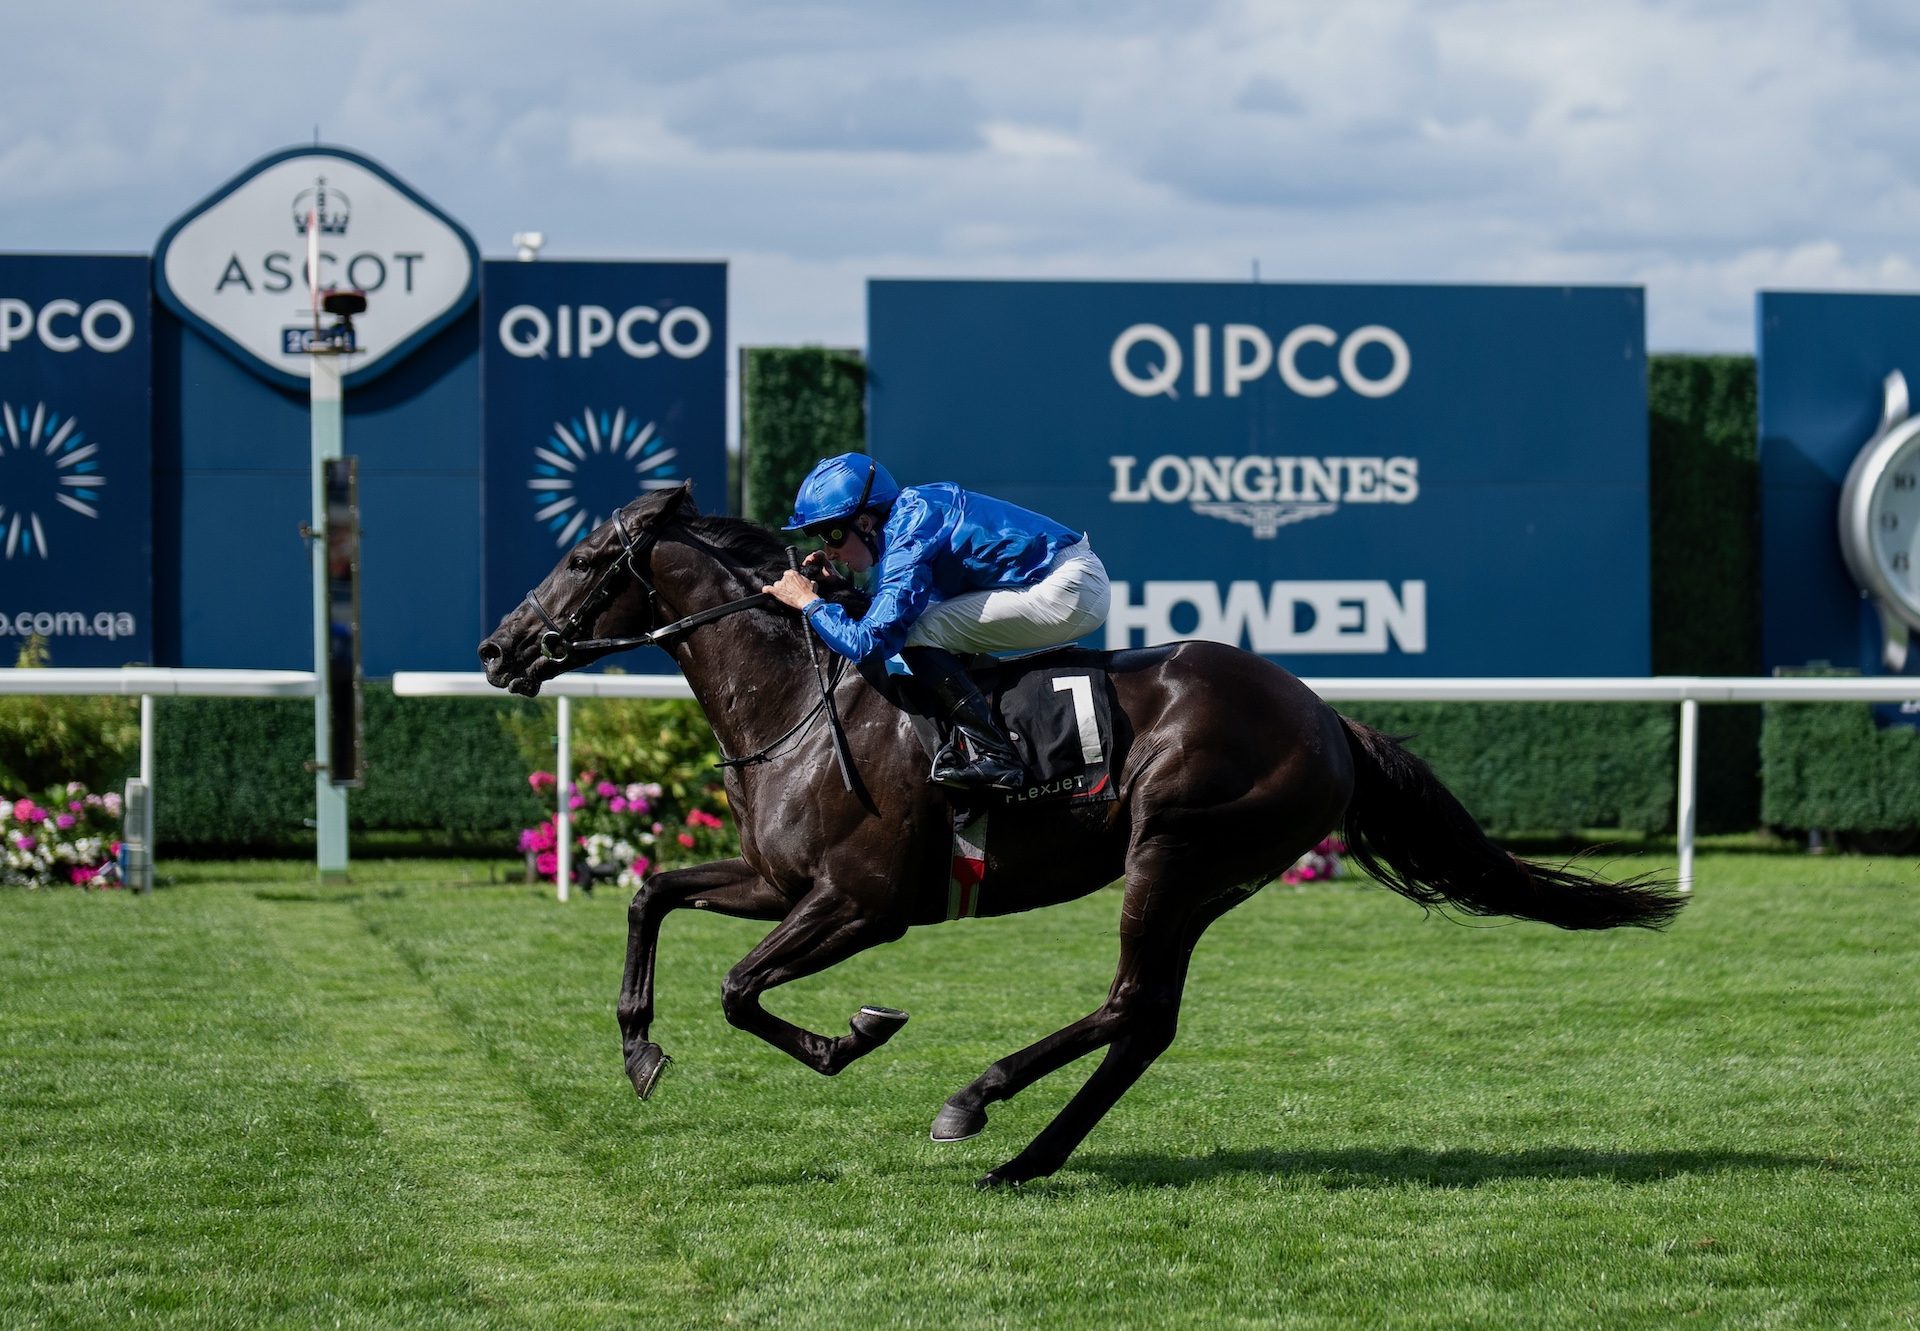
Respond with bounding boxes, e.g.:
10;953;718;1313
930;734;1026;792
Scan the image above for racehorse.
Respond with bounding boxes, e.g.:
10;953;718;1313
479;483;1684;1188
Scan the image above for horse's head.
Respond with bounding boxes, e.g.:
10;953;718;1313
479;482;697;696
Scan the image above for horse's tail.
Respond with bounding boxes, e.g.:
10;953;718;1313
1337;718;1685;931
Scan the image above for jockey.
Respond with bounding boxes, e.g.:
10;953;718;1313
762;452;1111;792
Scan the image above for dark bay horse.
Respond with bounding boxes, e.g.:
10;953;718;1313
479;484;1684;1187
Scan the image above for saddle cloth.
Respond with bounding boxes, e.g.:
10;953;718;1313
897;648;1130;921
903;648;1121;809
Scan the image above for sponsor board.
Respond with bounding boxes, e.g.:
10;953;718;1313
1756;291;1920;717
0;255;152;665
481;260;727;671
869;279;1649;676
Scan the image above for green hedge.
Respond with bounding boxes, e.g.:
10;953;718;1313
739;347;866;528
1341;702;1676;835
1647;354;1762;833
1761;681;1920;832
153;685;545;850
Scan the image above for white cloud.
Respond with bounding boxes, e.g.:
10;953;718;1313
6;0;1920;352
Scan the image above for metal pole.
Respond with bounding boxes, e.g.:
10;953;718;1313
1676;698;1699;893
139;694;154;789
556;695;572;903
139;693;155;891
311;351;349;877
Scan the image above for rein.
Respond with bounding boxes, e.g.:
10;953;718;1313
563;590;775;654
715;652;851;770
520;515;859;788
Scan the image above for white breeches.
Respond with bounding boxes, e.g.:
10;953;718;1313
905;539;1111;655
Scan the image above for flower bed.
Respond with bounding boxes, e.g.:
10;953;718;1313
517;771;735;889
1;783;125;888
514;769;1342;893
1281;835;1348;886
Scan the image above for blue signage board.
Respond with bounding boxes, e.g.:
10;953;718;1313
869;279;1649;676
1758;291;1920;690
149;144;487;674
0;256;152;666
480;260;727;671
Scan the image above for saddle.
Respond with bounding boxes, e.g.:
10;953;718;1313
890;647;1123;809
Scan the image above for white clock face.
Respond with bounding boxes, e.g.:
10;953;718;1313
1870;432;1920;619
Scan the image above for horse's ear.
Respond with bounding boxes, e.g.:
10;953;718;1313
663;479;699;520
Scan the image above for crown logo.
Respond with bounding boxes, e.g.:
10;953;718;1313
291;178;351;236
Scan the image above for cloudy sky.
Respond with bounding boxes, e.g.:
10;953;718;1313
9;0;1920;353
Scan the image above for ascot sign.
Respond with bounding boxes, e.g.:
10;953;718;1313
155;146;478;390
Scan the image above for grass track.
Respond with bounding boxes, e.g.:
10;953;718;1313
3;852;1918;1328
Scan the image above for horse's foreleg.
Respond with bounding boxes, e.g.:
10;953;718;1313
619;858;789;1097
719;887;909;1076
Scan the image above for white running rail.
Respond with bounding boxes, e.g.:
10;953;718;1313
392;671;1920;899
0;668;320;887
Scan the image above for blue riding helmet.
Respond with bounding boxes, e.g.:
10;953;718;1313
783;453;902;532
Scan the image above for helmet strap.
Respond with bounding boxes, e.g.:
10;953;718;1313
849;459;883;564
853;457;877;514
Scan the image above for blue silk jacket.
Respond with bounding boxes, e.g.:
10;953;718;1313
802;483;1079;662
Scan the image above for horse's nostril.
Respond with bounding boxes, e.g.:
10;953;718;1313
478;640;502;665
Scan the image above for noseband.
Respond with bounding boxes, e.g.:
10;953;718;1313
521;513;775;661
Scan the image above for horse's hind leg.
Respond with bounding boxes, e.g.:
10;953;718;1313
966;862;1253;1187
719;886;911;1076
619;858;789;1098
934;879;1254;1146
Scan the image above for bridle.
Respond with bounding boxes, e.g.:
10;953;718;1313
518;509;862;794
522;510;773;661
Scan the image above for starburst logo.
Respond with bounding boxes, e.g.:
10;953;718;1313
0;401;105;559
527;406;679;547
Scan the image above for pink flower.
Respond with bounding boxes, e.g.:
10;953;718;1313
69;866;95;885
676;832;696;849
535;851;558;875
609;797;628;813
55;814;75;830
528;771;556;792
686;809;724;830
651;822;664;835
596;781;618;799
68;801;84;813
630;856;651;878
568;795;585;811
17;835;36;852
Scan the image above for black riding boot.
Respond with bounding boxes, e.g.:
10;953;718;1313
901;647;1027;792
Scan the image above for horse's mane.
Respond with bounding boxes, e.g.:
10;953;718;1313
681;512;790;580
678;511;870;614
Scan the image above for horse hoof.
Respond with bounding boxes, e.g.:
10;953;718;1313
930;1100;987;1142
976;1168;1022;1190
849;1005;909;1045
625;1042;670;1099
